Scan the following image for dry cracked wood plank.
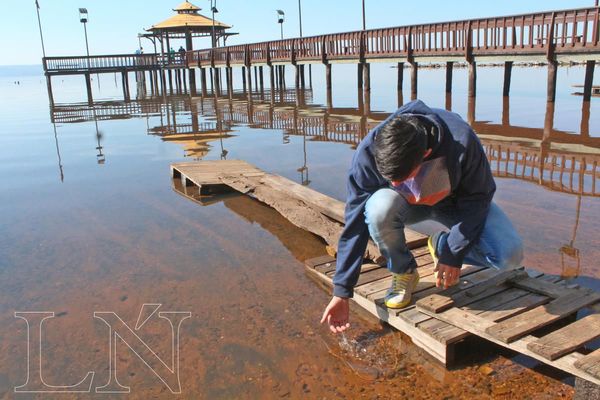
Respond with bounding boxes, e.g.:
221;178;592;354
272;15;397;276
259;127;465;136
305;255;336;269
527;314;600;361
485;290;600;343
357;263;436;299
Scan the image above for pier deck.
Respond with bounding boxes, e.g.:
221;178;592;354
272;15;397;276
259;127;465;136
170;159;600;384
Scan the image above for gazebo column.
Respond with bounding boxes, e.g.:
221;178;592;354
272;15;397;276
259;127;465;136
185;29;196;95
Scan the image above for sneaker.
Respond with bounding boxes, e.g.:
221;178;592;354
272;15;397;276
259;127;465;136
384;271;420;309
428;231;443;267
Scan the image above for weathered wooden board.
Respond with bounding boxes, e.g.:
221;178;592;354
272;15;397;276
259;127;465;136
485;290;600;343
171;160;427;262
575;348;600;380
528;314;600;361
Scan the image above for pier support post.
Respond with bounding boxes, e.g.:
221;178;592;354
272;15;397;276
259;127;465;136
85;72;94;105
214;68;221;96
502;96;510;126
209;68;214;94
200;68;207;96
325;63;332;109
168;70;174;94
189;68;196;96
309;64;312;88
503;61;513;97
254;66;258;93
227;67;233;98
269;65;275;104
547;60;558;103
242;66;247;93
153;70;159;95
300;65;305;89
467;92;475;125
363;62;371;113
295;64;300;89
397;62;404;107
409;61;418;100
183;69;188;94
45;75;55;107
583;60;596;102
246;64;253;99
468;61;477;98
160;70;167;95
148;71;155;96
445;61;453;94
259;66;264;93
176;69;182;93
357;63;364;91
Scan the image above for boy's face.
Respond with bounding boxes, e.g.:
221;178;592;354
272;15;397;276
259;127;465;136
389;148;432;187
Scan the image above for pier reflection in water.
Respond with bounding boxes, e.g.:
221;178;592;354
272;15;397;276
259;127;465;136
50;86;599;286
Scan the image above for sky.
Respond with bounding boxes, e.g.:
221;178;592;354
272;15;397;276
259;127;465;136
1;0;597;65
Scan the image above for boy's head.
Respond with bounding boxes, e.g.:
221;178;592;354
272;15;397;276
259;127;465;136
373;114;430;184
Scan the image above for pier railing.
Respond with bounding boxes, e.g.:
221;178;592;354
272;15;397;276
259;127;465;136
43;53;186;74
189;6;600;67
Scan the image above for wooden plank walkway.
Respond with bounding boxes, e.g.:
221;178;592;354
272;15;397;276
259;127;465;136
171;159;600;384
416;273;600;384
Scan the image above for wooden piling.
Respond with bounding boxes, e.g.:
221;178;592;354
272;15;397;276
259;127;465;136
246;64;253;97
445;61;453;94
269;65;275;104
85;72;94;105
183;69;188;94
254;66;258;92
227;67;233;98
357;63;364;90
503;61;513;97
583;60;596;102
209;68;214;94
547;60;558;103
214;68;221;96
445;93;452;111
326;63;332;108
200;68;207;96
363;62;371;112
189;67;197;95
259;66;264;93
468;61;477;98
295;64;300;89
502;96;510;126
45;75;55;106
168;69;174;94
300;65;305;89
410;61;418;100
242;66;247;93
397;62;404;107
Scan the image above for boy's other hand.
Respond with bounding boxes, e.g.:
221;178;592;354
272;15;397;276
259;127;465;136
320;296;350;334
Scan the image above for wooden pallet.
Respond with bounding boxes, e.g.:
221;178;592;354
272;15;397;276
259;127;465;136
416;273;600;384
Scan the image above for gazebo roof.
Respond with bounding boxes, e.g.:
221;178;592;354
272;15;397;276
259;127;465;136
173;1;201;12
147;1;231;33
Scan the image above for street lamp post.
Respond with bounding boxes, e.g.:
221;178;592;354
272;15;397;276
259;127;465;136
277;10;285;40
79;8;90;69
362;0;366;30
297;0;303;37
210;0;219;48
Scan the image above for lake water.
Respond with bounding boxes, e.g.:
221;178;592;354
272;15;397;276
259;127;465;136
0;62;598;399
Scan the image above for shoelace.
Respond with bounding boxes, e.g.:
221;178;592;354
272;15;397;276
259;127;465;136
391;273;413;292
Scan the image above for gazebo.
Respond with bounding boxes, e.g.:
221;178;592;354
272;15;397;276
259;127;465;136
142;1;237;53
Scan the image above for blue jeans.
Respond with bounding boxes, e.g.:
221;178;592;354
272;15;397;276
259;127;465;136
364;188;523;274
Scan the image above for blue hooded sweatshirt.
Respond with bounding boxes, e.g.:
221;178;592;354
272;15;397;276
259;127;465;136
332;100;496;298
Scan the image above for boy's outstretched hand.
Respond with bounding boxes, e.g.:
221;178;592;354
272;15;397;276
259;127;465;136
320;296;350;334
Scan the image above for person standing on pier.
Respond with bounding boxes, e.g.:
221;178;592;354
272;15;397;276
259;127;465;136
321;100;523;333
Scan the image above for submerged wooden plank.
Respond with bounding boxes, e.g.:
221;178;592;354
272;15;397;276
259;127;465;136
527;314;600;361
485;290;600;343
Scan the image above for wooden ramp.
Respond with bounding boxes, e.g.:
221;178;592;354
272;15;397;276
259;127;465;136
171;160;600;384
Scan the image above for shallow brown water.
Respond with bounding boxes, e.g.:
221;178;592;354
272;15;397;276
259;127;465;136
0;63;598;398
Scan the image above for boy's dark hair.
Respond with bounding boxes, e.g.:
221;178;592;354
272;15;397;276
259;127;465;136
373;114;429;182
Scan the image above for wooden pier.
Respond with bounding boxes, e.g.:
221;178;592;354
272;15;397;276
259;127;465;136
43;6;600;107
170;159;600;385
